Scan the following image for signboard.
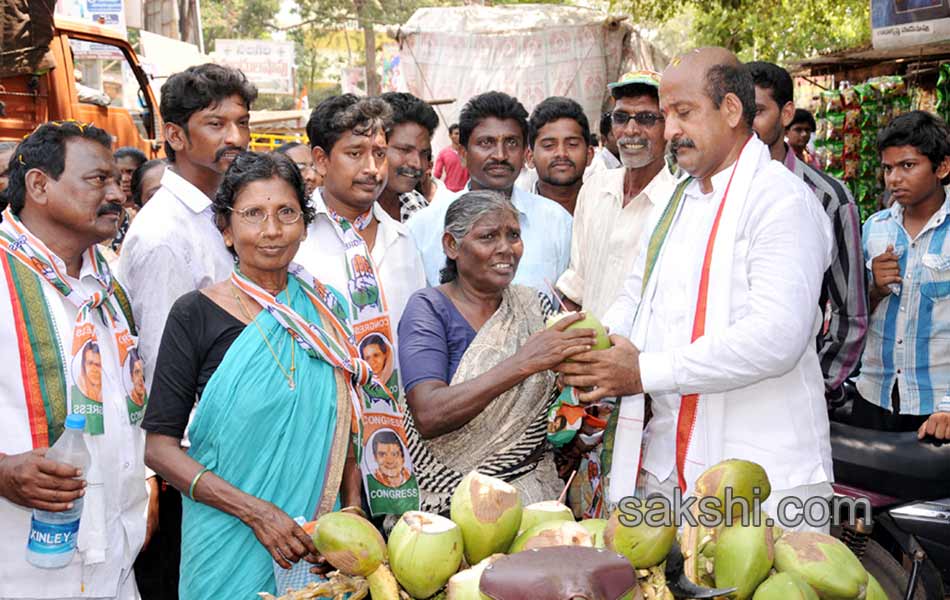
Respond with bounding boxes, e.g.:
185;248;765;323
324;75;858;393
872;0;950;48
214;39;296;95
55;0;126;33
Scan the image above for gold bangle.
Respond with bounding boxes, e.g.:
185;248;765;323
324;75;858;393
188;467;210;501
340;505;367;519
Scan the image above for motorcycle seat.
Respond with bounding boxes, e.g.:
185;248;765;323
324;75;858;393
479;546;640;600
831;421;950;500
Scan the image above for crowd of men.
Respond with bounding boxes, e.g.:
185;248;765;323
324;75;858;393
0;45;949;599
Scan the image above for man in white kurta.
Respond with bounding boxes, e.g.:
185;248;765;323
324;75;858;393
557;48;835;531
0;123;146;599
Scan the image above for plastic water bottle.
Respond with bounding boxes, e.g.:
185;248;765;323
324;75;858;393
25;414;91;569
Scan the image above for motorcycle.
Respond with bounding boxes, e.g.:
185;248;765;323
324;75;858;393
829;395;950;600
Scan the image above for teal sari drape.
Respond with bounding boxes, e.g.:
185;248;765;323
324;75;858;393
179;278;350;599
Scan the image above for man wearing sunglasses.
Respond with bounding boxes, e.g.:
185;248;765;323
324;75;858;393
557;70;676;319
553;70;676;519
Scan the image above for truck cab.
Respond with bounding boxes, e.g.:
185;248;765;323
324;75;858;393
0;17;162;157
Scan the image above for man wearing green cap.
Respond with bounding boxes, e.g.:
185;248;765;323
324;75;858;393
554;70;676;519
557;70;676;319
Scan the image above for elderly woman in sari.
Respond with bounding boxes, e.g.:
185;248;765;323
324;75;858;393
397;190;596;513
142;152;363;599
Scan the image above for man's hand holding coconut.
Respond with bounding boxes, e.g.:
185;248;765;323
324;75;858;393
554;333;643;403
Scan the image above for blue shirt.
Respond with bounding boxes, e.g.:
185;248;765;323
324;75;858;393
405;185;573;297
857;193;950;415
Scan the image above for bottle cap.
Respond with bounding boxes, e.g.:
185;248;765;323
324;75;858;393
65;414;86;430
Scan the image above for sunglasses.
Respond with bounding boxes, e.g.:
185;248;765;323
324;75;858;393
611;111;664;128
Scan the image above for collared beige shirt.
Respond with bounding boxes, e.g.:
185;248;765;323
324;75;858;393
556;165;677;319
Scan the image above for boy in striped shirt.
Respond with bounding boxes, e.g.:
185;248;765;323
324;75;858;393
856;111;950;441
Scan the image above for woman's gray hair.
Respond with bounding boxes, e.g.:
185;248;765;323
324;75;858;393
440;190;518;283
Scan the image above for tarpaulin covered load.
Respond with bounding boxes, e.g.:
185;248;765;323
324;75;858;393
397;4;667;147
0;0;57;78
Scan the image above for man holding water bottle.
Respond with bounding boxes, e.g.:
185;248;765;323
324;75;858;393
0;121;147;598
855;110;950;441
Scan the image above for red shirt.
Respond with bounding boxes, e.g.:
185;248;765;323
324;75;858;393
433;147;469;192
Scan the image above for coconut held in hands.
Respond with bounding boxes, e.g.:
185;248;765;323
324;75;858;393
308;511;387;577
450;471;523;565
545;311;611;355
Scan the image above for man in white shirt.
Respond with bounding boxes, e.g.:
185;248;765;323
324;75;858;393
407;91;572;296
0;121;146;599
557;48;835;531
118;63;256;387
552;71;675;520
557;70;676;320
524;96;594;216
116;63;256;598
296;94;426;363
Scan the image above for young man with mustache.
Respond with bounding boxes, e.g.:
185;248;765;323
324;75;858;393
557;49;835;532
749;61;867;406
378;92;439;223
407;91;573;297
119;63;257;387
116;62;256;600
296;94;426;359
525;96;594;216
556;71;676;319
0;121;147;599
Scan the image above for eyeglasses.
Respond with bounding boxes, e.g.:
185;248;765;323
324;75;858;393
229;205;303;225
611;111;664;128
293;161;316;173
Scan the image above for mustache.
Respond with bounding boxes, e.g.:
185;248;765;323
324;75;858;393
396;166;423;179
353;177;382;187
214;146;243;162
484;161;515;173
548;159;577;169
619;136;650;148
670;138;696;154
97;203;123;217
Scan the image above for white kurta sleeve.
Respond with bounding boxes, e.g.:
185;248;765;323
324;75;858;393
640;187;831;396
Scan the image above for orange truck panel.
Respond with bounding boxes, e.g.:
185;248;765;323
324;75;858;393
0;18;162;158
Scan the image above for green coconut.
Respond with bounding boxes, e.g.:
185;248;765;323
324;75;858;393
450;471;523;564
367;564;401;600
713;515;775;600
774;532;868;600
752;572;819;600
579;518;608;548
445;554;504;600
388;511;464;599
865;574;887;600
309;511;387;577
546;311;611;354
517;500;574;535
604;503;677;569
692;459;772;520
508;520;593;553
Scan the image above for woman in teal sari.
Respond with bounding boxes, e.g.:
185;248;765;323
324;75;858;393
142;152;362;599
